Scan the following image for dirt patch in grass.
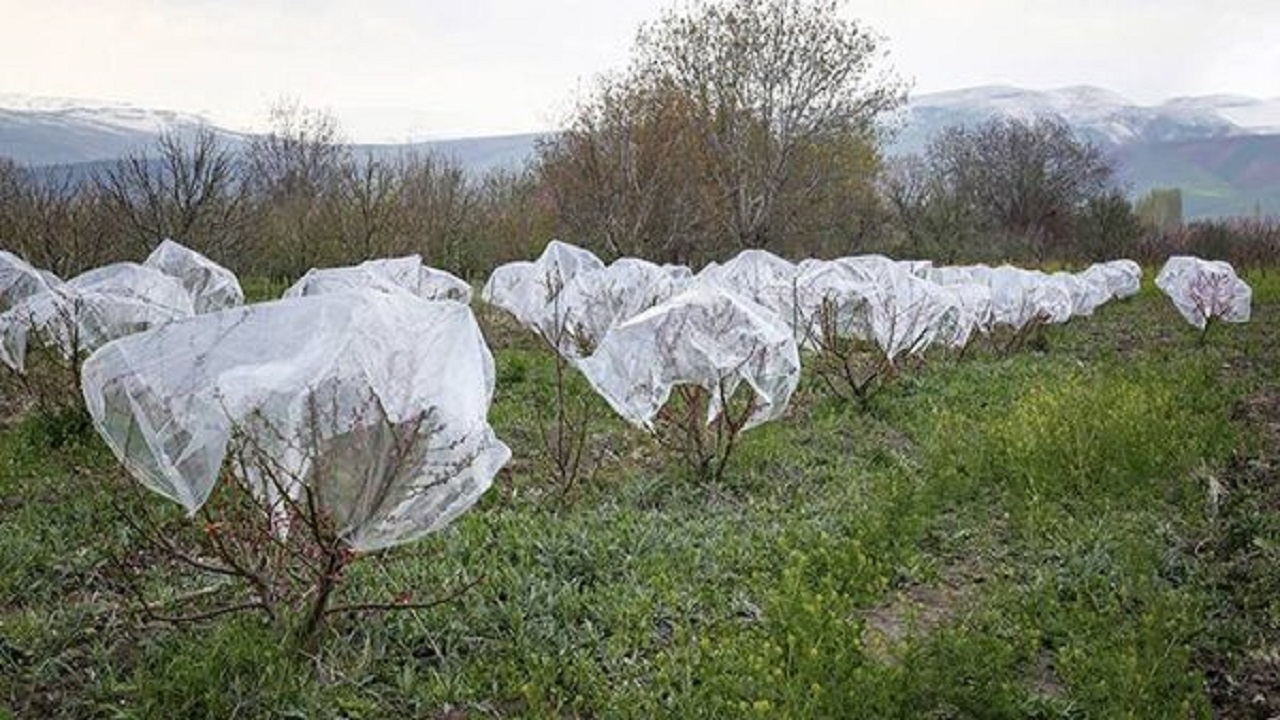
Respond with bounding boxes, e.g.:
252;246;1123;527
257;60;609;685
1028;650;1066;701
1234;387;1280;453
860;566;985;662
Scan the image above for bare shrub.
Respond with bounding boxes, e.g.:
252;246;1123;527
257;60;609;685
109;390;487;651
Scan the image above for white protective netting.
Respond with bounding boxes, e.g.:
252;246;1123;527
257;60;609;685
983;265;1075;330
932;282;994;349
757;259;878;348
0;263;193;372
1049;271;1111;318
481;240;606;334
1080;260;1142;301
285;255;472;304
144;239;245;313
1155;255;1252;330
550;257;691;357
0;251;61;312
832;258;967;358
864;269;964;358
80;290;510;552
576;284;801;432
696;249;798;310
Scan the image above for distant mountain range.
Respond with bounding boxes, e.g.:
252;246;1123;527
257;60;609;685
4;87;1280;219
892;86;1280;218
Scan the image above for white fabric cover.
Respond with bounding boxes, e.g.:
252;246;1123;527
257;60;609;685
80;291;510;552
576;284;800;433
481;240;605;330
144;239;244;313
662;264;694;280
925;265;984;287
760;260;877;349
864;271;962;358
551;257;690;357
761;259;976;357
696;249;797;310
1050;271;1111;318
933;282;994;349
1155;255;1252;329
836;259;967;357
985;266;1074;330
0;251;60;312
1081;260;1142;301
285;255;472;304
0;263;193;372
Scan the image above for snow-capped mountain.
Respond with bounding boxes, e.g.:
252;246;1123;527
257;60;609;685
890;85;1280;154
0;93;246;165
3;87;1279;217
0;93;219;132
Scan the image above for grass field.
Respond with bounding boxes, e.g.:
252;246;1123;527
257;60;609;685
1;273;1277;718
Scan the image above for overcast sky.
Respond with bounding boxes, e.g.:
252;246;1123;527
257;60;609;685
1;0;1277;141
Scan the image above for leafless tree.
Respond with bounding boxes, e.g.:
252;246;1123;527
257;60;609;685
110;391;486;651
469;169;555;275
1;165;118;276
98;127;246;261
539;77;705;263
654;373;761;484
636;0;904;248
396;152;476;272
336;153;402;261
879;154;981;263
927;117;1116;261
245;100;349;277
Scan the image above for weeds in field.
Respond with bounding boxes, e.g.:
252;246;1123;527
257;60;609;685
0;283;1274;717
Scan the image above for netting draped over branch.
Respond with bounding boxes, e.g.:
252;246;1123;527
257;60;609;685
804;258;963;359
757;259;879;348
856;268;962;360
1155;255;1252;330
576;284;801;432
144;239;245;314
0;251;61;313
696;249;799;310
481;239;606;336
551;257;692;357
0;263;194;373
80;291;510;552
1049;271;1111;318
932;282;994;349
981;266;1075;330
1080;260;1142;301
285;255;473;304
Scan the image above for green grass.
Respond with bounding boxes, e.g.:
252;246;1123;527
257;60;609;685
1;278;1277;718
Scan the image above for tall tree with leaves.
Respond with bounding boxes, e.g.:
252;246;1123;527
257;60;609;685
540;0;905;264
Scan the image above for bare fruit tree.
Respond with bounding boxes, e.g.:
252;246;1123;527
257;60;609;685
111;391;488;651
98;126;247;261
926;117;1117;262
